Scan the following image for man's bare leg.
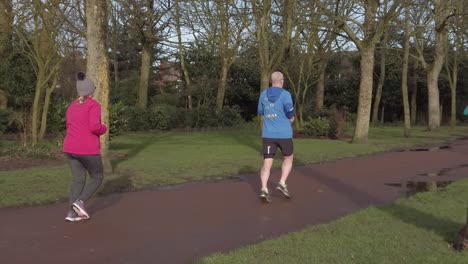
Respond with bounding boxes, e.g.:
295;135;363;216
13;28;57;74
260;158;274;191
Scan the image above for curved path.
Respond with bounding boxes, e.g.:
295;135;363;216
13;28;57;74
2;140;468;263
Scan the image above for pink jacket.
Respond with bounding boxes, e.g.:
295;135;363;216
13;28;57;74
63;97;107;155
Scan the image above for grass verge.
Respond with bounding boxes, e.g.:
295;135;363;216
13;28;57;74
1;125;467;208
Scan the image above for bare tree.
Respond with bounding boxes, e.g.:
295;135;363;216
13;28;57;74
314;0;339;112
333;0;403;143
14;0;65;145
249;0;296;92
174;0;192;109
186;0;249;110
445;0;465;127
119;0;172;109
413;0;455;130
283;0;336;128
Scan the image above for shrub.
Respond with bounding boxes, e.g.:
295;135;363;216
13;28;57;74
345;112;357;124
195;107;219;128
329;105;346;137
47;101;68;135
0;108;12;134
150;104;181;130
217;105;243;127
125;107;152;131
301;116;330;136
109;101;130;137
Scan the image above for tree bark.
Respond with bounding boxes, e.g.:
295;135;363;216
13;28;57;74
410;63;418;125
352;47;375;143
449;63;458;127
216;58;229;111
315;64;326;111
86;0;112;173
137;44;151;109
426;0;450;130
175;0;192;109
401;4;411;137
39;77;58;140
31;69;46;146
371;32;388;124
427;68;441;130
0;0;13;55
380;105;385;123
260;68;271;91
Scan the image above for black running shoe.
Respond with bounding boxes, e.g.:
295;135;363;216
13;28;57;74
260;189;271;203
276;183;292;198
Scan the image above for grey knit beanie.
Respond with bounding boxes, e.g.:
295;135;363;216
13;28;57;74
76;72;96;96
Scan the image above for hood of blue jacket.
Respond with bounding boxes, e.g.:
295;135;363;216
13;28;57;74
266;87;283;103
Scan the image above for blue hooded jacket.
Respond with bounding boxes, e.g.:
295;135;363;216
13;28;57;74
257;86;295;139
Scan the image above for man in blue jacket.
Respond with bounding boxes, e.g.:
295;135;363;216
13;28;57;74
257;71;295;202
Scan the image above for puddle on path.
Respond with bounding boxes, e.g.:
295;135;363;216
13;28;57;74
386;180;453;198
386;163;468;197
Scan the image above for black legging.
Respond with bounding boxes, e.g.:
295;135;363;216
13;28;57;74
66;153;104;205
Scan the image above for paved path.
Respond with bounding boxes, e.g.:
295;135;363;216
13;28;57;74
2;140;468;263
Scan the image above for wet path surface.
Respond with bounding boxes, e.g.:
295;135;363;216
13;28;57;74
2;140;468;263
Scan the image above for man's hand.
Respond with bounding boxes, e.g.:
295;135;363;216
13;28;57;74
290;116;295;123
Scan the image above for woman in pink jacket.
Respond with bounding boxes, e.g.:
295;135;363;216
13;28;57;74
63;72;107;222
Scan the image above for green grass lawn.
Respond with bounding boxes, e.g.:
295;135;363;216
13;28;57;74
1;125;468;208
197;178;468;264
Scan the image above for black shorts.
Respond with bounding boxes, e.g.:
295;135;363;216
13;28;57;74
262;138;294;159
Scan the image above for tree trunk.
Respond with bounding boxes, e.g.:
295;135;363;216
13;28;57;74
352;47;375;143
260;68;270;92
86;0;112;173
450;76;457;127
0;0;12;55
315;64;326;111
39;77;58;140
216;59;229;111
31;68;47;146
371;32;388;124
111;38;119;90
427;69;441;130
175;0;192;110
137;44;151;109
410;64;418;125
446;42;460;127
401;5;411;137
110;3;119;91
427;0;449;130
380;105;385;123
0;90;6;109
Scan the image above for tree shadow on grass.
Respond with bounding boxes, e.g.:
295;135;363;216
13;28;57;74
98;173;134;196
229;132;262;154
380;203;462;242
111;134;169;169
